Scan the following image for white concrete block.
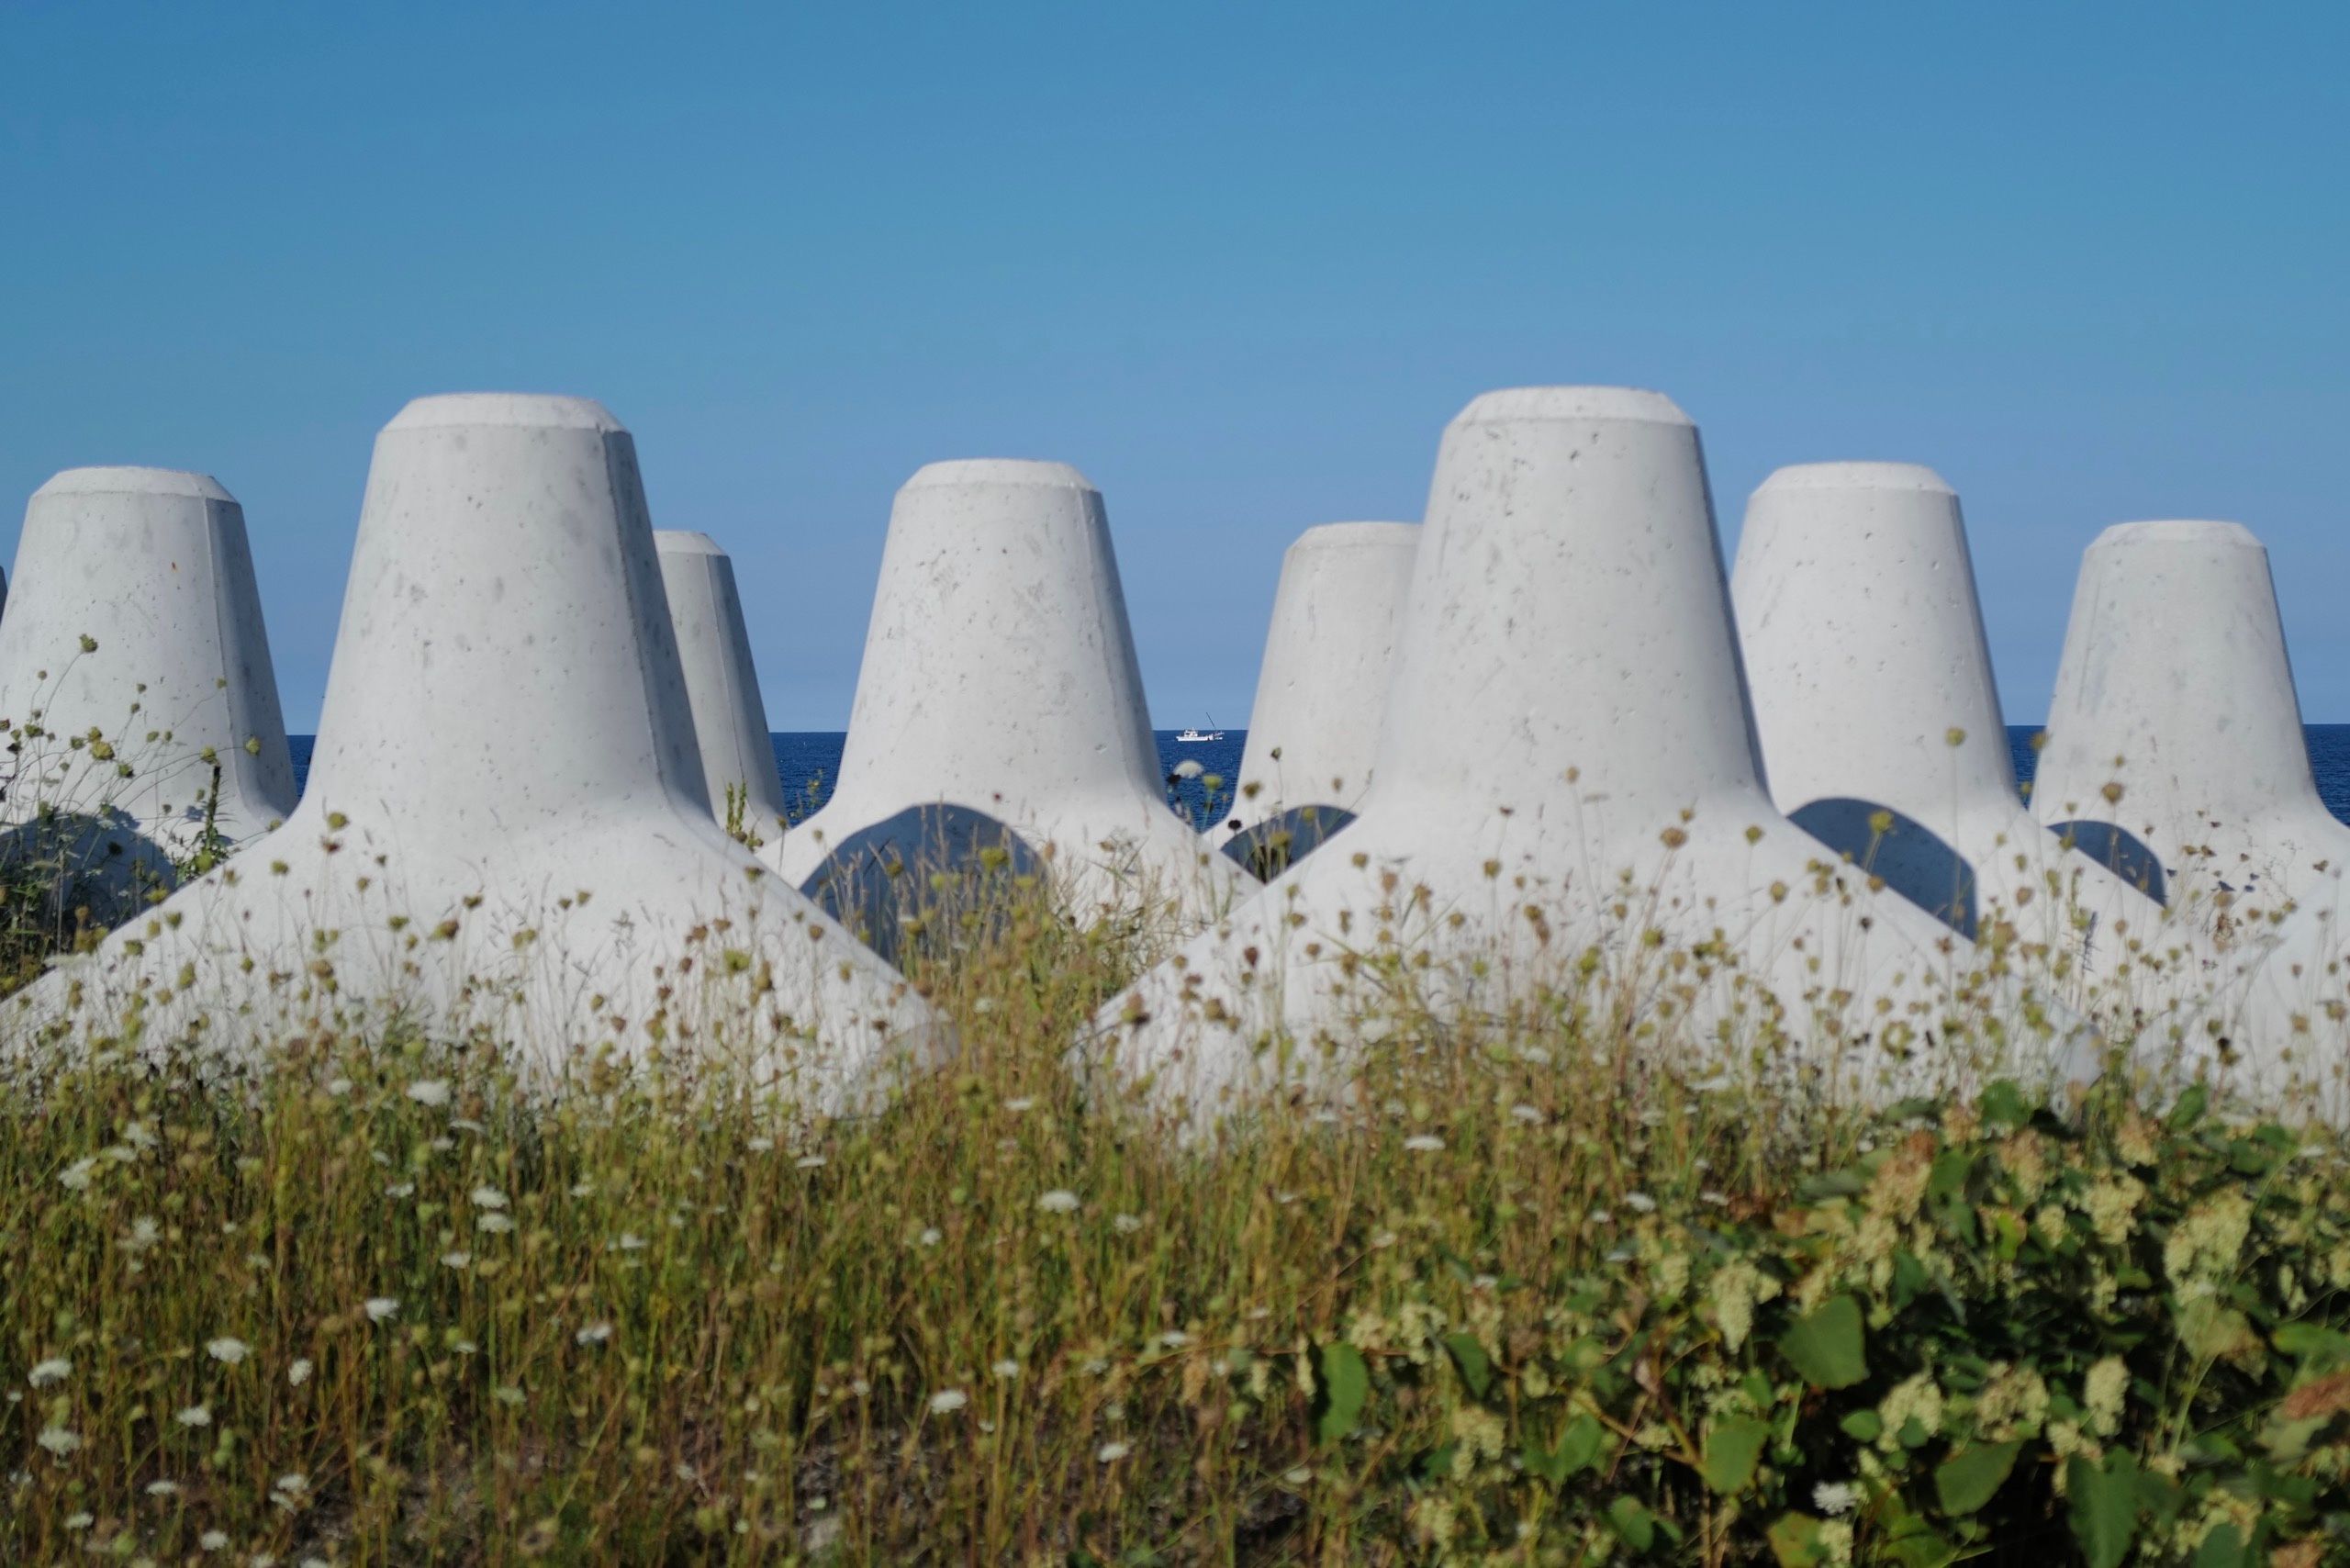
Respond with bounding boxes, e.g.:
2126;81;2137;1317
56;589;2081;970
0;467;296;908
1214;521;1417;878
772;460;1245;938
2033;521;2350;906
1733;463;2192;1001
654;530;788;836
8;396;938;1114
1087;389;2085;1129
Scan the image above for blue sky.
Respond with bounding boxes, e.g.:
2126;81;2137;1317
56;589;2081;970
4;2;2345;730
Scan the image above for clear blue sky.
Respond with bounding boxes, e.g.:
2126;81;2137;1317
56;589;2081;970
5;2;2345;731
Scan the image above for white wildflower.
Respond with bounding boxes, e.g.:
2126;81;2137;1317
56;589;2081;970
207;1337;251;1365
927;1388;968;1414
575;1322;613;1347
287;1359;312;1386
36;1425;80;1456
917;1227;943;1247
199;1531;228;1551
616;1232;647;1252
28;1357;71;1388
1509;1103;1543;1124
1113;1214;1145;1234
147;1479;181;1496
273;1473;308;1495
1403;1135;1445;1153
1097;1441;1131;1462
746;1136;774;1153
795;1155;826;1170
1036;1190;1080;1215
1002;1097;1035;1114
1624;1192;1658;1215
175;1405;212;1428
63;1511;92;1529
441;1250;472;1270
470;1184;508;1210
325;1078;352;1097
58;1157;98;1192
364;1296;399;1324
991;1359;1021;1380
1814;1481;1860;1516
476;1214;516;1234
385;1182;416;1198
404;1078;451;1107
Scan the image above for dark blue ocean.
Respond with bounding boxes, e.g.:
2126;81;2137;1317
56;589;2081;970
283;728;2350;832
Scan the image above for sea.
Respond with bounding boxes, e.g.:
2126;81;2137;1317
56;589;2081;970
283;727;2350;834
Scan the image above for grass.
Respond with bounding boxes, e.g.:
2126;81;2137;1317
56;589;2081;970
6;853;2350;1564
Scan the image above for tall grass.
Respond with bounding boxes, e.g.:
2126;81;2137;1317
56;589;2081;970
5;865;2350;1564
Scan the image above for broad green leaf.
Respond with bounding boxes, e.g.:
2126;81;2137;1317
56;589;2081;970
1702;1415;1770;1495
1607;1495;1655;1552
1839;1409;1884;1442
1933;1439;2020;1516
1556;1412;1606;1475
1779;1294;1868;1389
1312;1342;1368;1445
2165;1082;2210;1131
1442;1332;1493;1399
1767;1513;1826;1567
1418;1443;1457;1481
2191;1523;2246;1568
2067;1451;2140;1568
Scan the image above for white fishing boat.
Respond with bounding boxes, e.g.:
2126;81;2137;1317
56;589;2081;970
1174;725;1224;743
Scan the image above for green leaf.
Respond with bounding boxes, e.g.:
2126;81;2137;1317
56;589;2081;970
2066;1451;2141;1568
1607;1495;1655;1552
1767;1513;1826;1567
1555;1412;1606;1475
1312;1343;1369;1445
1703;1415;1770;1495
1933;1439;2020;1516
1441;1332;1493;1399
2165;1082;2210;1131
1417;1443;1457;1481
2191;1523;2246;1568
1778;1294;1868;1389
1977;1079;2031;1129
1839;1409;1884;1442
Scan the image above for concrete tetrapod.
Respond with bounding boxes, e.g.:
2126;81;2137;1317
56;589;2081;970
1088;389;2086;1132
2034;521;2350;909
655;531;789;841
6;397;938;1115
2031;520;2350;1122
1213;521;1417;879
771;461;1247;953
0;467;297;918
1732;464;2215;1027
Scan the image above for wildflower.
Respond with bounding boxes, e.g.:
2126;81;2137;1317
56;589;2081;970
273;1473;308;1495
1508;1103;1543;1124
575;1322;613;1347
1097;1441;1131;1462
1708;1260;1780;1353
405;1079;451;1107
384;1182;416;1198
325;1077;352;1097
2082;1175;2146;1248
746;1136;774;1153
28;1357;71;1388
126;1216;162;1250
1158;1330;1191;1349
2084;1356;2130;1438
476;1214;516;1234
175;1405;212;1428
58;1157;98;1192
470;1184;509;1210
916;1227;943;1247
1036;1190;1080;1215
147;1479;180;1496
1875;1372;1943;1449
287;1359;313;1386
441;1250;472;1270
1112;1214;1144;1234
2165;1190;2254;1283
364;1296;400;1324
616;1232;647;1252
36;1425;80;1456
63;1512;92;1529
568;1179;595;1196
795;1155;827;1170
1623;1191;1657;1215
207;1337;251;1365
199;1532;228;1551
991;1360;1021;1379
1403;1135;1445;1153
927;1389;968;1414
1002;1097;1035;1114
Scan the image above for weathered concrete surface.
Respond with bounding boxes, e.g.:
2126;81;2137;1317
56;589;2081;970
655;530;789;836
0;468;297;913
1214;521;1417;874
1087;389;2087;1131
1733;463;2210;1023
772;460;1244;935
6;397;939;1114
